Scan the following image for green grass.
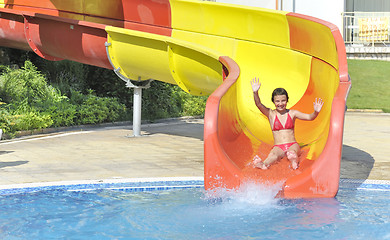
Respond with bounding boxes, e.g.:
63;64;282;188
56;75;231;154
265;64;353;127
347;59;390;113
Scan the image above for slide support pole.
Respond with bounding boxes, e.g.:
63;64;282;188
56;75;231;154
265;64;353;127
133;87;142;137
126;79;152;137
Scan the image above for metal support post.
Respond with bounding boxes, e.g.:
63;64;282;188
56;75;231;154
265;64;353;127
293;0;296;12
132;87;142;137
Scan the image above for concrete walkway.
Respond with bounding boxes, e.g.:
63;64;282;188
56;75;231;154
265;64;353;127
0;112;388;186
341;112;390;180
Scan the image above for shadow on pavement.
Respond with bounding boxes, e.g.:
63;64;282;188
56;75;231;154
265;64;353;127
0;151;14;156
144;122;204;141
341;145;375;180
0;160;29;168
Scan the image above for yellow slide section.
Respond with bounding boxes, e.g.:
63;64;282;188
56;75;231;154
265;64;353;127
105;26;223;96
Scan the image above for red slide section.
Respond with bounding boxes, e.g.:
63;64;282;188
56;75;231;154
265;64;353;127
0;0;172;69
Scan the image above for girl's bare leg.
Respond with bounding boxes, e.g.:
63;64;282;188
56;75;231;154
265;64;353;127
286;143;300;170
253;147;284;170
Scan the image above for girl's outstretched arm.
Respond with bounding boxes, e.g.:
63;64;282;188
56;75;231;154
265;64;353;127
293;98;324;121
251;77;270;117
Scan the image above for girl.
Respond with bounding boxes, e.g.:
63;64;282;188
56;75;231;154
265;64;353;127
250;77;324;170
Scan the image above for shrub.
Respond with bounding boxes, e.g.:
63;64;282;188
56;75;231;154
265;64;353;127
42;100;77;127
38;60;88;95
70;89;127;125
0;61;128;136
141;81;182;120
0;103;53;134
0;107;12;134
10;109;53;132
0;61;65;106
173;86;207;116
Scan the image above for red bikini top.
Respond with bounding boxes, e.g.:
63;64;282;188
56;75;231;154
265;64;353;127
272;113;294;131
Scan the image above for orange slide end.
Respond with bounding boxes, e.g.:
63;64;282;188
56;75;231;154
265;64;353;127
204;13;351;199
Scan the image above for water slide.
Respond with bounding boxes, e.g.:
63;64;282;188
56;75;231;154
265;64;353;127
0;0;350;198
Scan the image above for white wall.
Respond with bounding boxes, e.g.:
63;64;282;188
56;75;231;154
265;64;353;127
287;0;344;33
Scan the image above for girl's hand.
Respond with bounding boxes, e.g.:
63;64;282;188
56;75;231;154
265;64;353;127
313;98;324;113
250;77;261;92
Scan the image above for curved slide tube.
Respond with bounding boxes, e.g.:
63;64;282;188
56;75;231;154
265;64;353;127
0;0;350;198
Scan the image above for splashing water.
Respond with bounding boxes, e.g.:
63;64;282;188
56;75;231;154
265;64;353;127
204;181;284;210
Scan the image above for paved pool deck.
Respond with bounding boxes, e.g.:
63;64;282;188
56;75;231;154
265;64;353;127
0;112;388;186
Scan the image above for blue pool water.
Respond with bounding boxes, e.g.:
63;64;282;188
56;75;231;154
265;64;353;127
0;179;389;239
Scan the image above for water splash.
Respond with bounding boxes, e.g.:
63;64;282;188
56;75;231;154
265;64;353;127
204;181;284;210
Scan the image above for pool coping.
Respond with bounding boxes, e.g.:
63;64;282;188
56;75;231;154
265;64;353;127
0;177;204;195
0;177;389;195
339;178;390;191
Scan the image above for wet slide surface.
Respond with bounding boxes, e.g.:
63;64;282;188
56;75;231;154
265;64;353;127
0;0;350;198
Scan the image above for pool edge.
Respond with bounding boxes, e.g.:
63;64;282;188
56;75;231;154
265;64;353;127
0;176;204;195
0;177;389;195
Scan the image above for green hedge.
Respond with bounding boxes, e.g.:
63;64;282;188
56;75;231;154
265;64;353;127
0;60;208;138
0;61;127;137
33;58;207;121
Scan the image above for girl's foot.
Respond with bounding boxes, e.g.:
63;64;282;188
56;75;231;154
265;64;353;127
287;151;299;170
290;160;299;170
253;155;269;170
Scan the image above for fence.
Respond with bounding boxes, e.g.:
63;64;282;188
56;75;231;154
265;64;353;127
342;12;390;47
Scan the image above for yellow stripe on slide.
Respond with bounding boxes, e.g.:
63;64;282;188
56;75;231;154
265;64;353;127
170;0;290;50
105;26;223;96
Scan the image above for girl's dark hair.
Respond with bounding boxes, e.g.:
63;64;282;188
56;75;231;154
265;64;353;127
272;88;289;102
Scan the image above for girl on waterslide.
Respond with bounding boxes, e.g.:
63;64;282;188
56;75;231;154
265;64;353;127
250;77;324;170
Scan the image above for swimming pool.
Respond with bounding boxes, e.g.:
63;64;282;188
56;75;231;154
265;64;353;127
0;178;389;239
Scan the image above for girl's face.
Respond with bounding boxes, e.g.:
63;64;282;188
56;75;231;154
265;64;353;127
273;95;288;111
